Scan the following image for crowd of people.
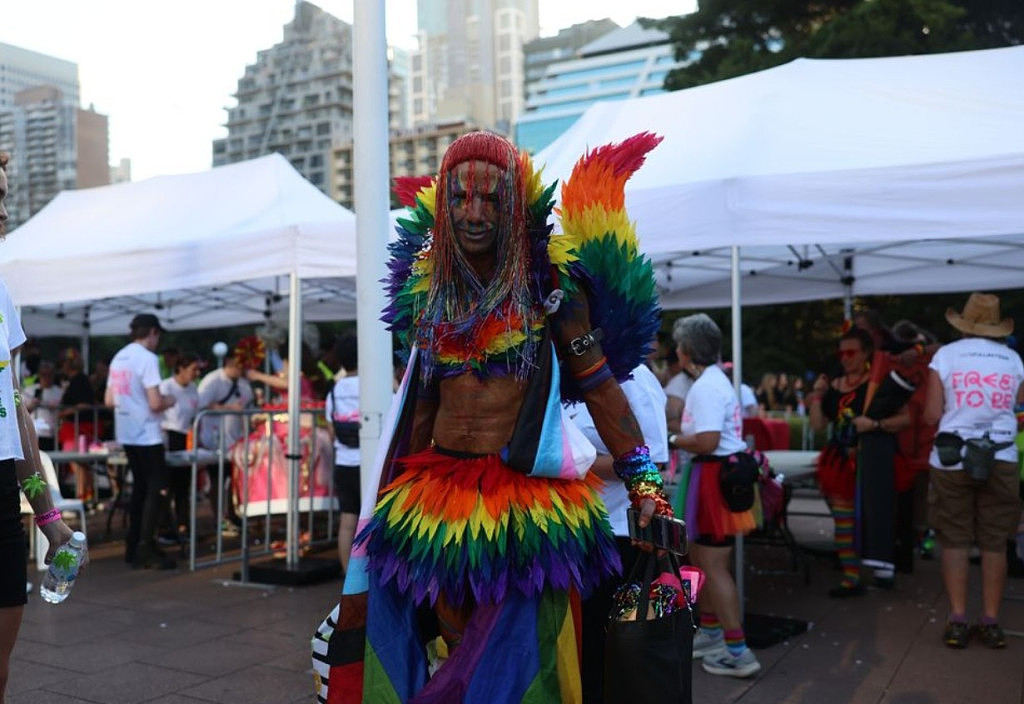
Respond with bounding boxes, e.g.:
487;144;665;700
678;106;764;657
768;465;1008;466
11;319;367;573
3;130;1024;704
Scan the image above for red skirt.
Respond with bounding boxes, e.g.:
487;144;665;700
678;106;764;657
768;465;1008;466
692;460;758;542
816;444;857;503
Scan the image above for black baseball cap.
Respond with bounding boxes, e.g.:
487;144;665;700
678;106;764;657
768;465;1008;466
129;313;164;335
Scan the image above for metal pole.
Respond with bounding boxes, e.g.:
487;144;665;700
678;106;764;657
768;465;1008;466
353;0;393;484
285;272;303;569
80;328;90;373
731;246;745;611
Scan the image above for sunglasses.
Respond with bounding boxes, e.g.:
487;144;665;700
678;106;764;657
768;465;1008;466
836;348;862;359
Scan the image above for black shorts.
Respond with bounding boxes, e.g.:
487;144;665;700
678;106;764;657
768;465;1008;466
0;458;28;608
333;464;360;515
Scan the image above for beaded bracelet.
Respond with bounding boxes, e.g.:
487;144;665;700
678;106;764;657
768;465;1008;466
613;445;673;516
35;508;61;528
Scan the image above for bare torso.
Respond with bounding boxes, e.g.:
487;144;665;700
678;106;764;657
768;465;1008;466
433;373;526;454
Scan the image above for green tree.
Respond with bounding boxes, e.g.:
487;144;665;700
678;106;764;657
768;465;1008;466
651;0;1021;90
804;0;974;56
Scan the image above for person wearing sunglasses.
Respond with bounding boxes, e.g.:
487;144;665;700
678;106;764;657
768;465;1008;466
807;327;910;597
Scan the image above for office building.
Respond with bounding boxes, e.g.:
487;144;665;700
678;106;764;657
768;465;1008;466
213;1;411;198
0;85;112;229
389;46;413;133
516;21;690;154
212;1;356;193
0;44;109;228
0;42;109;229
523;19;619;85
411;0;539;133
0;41;79;110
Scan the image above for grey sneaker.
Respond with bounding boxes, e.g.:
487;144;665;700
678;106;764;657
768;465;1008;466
702;647;762;678
692;629;726;659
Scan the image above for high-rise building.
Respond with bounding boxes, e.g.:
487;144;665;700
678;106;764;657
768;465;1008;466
212;1;356;193
516;21;689;154
0;41;79;110
0;87;77;229
523;19;620;85
0;43;109;229
411;0;539;134
389;46;413;133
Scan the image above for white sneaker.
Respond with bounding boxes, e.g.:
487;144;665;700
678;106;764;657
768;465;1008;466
701;647;761;678
692;629;726;659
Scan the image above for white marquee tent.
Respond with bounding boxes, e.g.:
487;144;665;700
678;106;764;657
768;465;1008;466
0;153;359;336
534;45;1024;309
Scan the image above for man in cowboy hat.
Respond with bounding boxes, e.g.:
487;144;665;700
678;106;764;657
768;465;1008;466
923;292;1024;649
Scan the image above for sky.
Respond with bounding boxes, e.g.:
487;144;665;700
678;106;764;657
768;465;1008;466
0;1;692;181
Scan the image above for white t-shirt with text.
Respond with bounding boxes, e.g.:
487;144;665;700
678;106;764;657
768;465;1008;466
108;341;164;446
929;337;1024;469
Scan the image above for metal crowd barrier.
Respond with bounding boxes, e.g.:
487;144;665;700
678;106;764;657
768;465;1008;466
185;406;338;579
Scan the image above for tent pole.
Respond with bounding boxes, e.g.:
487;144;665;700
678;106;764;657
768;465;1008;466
353;0;393;505
286;272;302;570
843;251;854;320
80;330;90;376
731;246;745;610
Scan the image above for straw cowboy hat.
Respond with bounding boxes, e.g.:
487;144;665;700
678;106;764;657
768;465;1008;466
945;292;1013;338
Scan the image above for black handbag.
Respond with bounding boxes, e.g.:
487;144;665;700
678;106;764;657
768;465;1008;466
330;383;360;448
962;432;1013;481
604;551;696;704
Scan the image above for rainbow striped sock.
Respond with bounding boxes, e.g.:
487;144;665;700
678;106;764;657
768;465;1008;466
700;612;722;641
724;628;747;656
832;504;860;587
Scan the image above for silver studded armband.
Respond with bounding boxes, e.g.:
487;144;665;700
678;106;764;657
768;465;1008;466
568;328;604;356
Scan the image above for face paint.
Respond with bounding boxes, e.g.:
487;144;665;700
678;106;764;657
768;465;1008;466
449;160;503;262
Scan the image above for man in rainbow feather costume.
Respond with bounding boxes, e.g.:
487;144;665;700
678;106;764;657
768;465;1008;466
313;130;669;703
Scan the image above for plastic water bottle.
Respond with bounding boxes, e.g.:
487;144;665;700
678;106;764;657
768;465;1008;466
39;531;87;604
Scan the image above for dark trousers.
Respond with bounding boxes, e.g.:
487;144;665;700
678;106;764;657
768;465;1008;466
124;443;168;562
165;431;191;530
858;433;897;572
0;459;28;608
582;535;638;704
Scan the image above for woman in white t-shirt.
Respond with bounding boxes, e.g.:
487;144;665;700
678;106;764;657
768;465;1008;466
159;354;200;539
1;153;77;702
923;293;1024;649
325;334;360;571
666;314;761;679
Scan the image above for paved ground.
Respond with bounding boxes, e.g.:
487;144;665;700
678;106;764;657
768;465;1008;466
7;494;1024;703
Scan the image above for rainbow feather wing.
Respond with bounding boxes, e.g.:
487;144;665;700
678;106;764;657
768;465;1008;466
550;132;663;402
383;176;436;356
